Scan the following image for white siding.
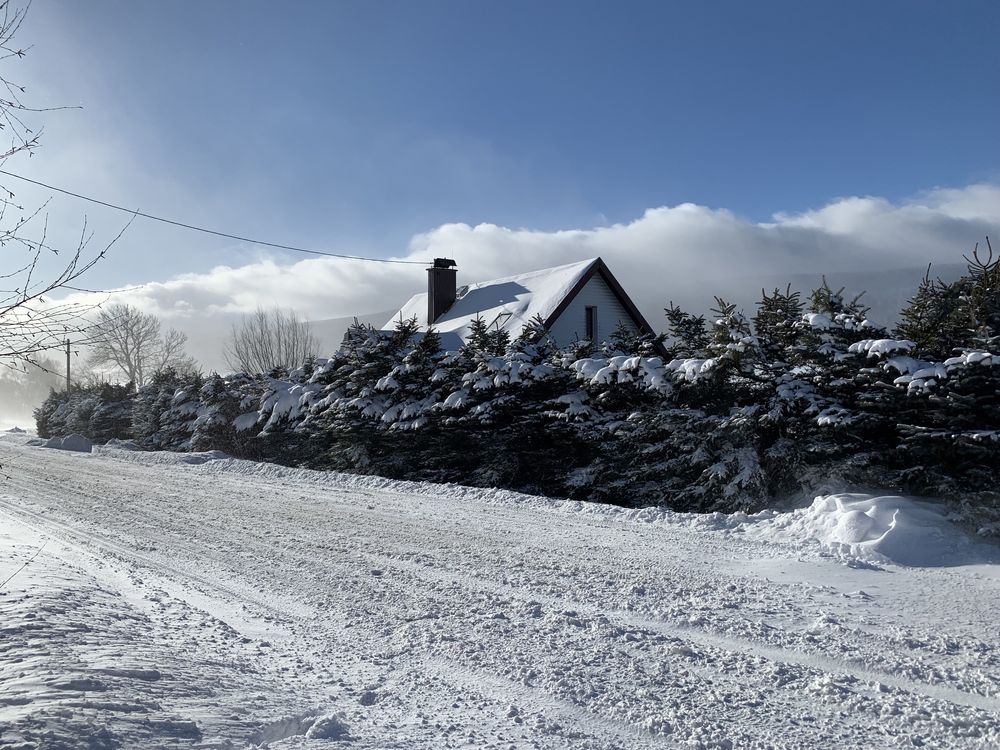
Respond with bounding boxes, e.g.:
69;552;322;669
547;274;640;346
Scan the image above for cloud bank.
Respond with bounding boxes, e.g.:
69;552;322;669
57;183;1000;369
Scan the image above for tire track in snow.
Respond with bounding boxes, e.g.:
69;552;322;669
353;546;1000;714
1;455;670;747
3;439;999;749
0;497;306;625
0;508;674;748
7;447;998;717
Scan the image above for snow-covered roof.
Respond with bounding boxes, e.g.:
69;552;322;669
382;258;602;348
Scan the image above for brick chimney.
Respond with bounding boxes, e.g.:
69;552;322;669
427;258;457;324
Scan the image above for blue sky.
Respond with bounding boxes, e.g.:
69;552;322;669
8;0;1000;349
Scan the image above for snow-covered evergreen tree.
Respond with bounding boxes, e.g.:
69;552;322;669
663;302;710;358
87;383;134;442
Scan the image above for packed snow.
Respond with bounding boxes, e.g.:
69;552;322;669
1;432;999;748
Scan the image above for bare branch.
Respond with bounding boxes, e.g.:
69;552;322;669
0;2;116;380
224;305;318;374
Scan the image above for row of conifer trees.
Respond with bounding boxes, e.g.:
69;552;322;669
35;241;1000;521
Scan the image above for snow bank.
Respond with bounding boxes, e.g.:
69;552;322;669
43;434;93;452
32;438;993;568
759;494;976;566
92;445;229;465
104;437;140;451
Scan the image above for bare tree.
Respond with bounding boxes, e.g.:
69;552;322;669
0;1;119;378
87;304;196;385
225;306;318;374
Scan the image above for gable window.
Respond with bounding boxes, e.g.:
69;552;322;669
585;306;597;341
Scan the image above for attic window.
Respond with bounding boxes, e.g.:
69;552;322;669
490;311;513;329
585;306;597;341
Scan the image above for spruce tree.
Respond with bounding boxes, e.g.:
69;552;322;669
464;314;491;354
88;383;134;443
663;302;710;358
960;237;1000;349
895;267;969;360
753;286;804;363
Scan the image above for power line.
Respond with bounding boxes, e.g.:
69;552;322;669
0;541;48;591
0;169;430;266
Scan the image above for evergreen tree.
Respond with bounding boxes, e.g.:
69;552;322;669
753;286;804;363
960;237;1000;349
189;373;265;455
87;383;134;442
515;315;554;351
464;314;491;354
484;325;511;356
663;302;709;358
895;266;969;359
33;390;59;438
132;369;184;448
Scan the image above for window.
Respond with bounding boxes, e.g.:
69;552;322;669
585;306;597;341
490;311;513;329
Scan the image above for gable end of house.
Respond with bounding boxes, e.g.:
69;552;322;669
543;259;662;351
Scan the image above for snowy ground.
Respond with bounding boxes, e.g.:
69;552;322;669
1;434;999;749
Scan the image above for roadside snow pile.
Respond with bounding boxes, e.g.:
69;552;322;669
22;431;992;570
759;494;972;566
104;437;140;450
93;444;229;465
43;433;93;452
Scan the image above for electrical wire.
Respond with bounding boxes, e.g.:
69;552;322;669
0;541;48;591
0;169;430;266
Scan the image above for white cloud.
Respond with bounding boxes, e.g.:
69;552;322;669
54;183;1000;370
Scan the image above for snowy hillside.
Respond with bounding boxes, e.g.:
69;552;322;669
1;434;998;748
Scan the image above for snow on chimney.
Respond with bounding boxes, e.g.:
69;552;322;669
427;258;457;324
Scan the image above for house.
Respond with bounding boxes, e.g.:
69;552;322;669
382;257;659;351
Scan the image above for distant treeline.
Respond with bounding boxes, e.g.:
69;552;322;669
35;242;1000;526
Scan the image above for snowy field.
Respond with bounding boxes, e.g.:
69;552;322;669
1;434;999;749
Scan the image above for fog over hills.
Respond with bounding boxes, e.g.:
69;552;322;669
670;262;967;330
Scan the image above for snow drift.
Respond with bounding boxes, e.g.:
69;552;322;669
43;434;93;453
761;494;979;567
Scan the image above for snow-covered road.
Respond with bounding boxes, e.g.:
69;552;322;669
1;435;998;749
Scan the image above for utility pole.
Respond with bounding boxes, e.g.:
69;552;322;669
65;338;71;390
